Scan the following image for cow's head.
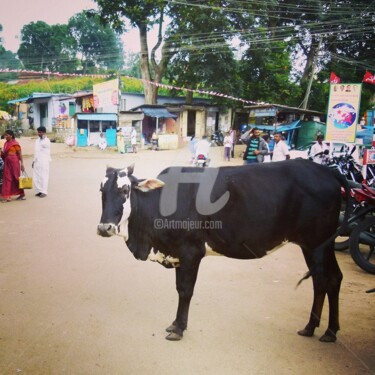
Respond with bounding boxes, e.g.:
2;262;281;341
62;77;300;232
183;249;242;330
97;165;164;243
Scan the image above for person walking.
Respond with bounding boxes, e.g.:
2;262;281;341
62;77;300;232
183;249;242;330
242;127;269;165
131;126;138;153
223;131;232;161
272;132;290;162
33;126;51;198
1;129;25;202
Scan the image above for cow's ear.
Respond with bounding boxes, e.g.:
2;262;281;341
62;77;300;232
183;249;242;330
127;164;135;176
136;178;165;192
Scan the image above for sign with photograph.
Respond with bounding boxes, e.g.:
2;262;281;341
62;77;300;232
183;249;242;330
326;83;362;143
93;78;120;113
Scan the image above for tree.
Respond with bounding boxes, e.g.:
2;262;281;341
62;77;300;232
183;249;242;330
91;0;170;104
68;12;124;74
165;1;246;104
17;21;78;72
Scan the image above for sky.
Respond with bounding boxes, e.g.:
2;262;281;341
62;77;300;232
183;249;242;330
0;0;141;53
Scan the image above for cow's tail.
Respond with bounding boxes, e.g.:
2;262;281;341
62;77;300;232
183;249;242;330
296;171;353;287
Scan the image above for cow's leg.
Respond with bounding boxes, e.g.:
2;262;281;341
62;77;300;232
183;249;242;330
298;246;327;338
298;273;326;338
165;252;203;341
298;243;342;342
319;250;342;343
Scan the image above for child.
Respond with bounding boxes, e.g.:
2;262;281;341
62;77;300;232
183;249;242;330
223;131;232;161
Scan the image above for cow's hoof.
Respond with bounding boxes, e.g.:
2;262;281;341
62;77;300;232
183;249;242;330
166;324;177;333
165;332;183;341
297;328;314;337
319;332;337;343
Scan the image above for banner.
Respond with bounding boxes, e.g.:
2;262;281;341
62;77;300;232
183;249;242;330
330;72;341;84
93;78;120;113
363;71;375;84
326;83;362;143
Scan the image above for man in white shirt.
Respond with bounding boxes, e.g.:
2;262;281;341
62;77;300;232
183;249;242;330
310;134;329;164
195;135;211;165
272;132;290;162
33;126;51;198
195;135;211;158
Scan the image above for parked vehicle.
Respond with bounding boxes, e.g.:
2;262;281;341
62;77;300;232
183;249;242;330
335;183;375;274
349;216;375;274
289;141;364;163
194;154;209;167
211;130;224;146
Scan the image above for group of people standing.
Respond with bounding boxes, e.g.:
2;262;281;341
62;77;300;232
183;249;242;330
242;127;290;164
1;126;51;202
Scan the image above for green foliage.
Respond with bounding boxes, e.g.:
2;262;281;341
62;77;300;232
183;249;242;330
18;21;78;72
68;12;124;73
0;77;108;113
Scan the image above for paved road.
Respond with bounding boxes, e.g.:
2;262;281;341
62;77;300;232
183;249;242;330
0;139;374;375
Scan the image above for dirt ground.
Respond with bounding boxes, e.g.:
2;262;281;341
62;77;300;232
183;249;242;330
0;138;374;375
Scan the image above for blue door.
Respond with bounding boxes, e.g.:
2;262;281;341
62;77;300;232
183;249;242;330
77;129;88;147
106;128;116;147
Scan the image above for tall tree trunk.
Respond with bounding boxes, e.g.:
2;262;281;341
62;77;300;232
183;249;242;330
139;23;157;104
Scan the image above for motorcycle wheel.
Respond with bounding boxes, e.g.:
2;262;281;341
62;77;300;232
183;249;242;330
349;216;375;275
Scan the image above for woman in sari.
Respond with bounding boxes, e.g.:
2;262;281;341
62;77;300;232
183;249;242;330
1;129;25;202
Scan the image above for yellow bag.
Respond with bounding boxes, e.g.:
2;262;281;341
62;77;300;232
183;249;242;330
19;172;33;189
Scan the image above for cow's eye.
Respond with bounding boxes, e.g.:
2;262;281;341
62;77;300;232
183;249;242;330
118;185;129;195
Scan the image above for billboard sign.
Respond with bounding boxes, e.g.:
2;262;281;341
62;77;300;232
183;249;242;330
326;83;362;143
93;78;119;113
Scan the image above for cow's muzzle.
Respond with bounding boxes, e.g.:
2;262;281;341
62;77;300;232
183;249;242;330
97;223;117;237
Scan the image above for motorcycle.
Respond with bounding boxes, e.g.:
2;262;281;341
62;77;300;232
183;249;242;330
347;184;375;275
326;149;364;184
194;153;209;167
335;183;375;274
211;130;224;146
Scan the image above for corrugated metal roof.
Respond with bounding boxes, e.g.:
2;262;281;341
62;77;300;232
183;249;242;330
8;97;31;104
76;113;117;121
141;107;177;118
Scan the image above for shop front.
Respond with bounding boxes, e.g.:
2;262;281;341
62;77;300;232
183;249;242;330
75;113;117;147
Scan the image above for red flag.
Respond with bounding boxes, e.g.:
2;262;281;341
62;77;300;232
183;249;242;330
363;71;375;84
330;72;341;84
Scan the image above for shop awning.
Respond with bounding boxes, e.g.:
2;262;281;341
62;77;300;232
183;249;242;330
76;113;117;121
141;107;177;119
256;120;301;132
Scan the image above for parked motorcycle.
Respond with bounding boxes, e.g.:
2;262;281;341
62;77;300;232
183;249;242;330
335;182;375;251
347;183;375;275
211;130;224;146
335;183;375;274
326;147;364;184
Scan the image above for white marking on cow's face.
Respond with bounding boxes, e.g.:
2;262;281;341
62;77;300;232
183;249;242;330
98;168;132;240
116;168;132;240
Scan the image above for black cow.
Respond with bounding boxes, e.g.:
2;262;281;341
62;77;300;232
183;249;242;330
97;159;350;342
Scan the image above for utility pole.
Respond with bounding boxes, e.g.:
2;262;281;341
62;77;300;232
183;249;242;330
301;37;322;111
